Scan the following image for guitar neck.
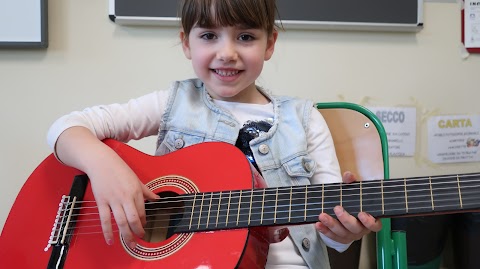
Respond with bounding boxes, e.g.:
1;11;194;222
173;172;480;233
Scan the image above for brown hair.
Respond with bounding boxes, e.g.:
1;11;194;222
180;0;278;37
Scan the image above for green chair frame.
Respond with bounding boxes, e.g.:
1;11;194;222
316;102;407;269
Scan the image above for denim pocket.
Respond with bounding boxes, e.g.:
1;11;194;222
282;155;316;178
156;130;206;155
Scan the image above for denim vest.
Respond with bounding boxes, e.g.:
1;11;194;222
155;79;330;269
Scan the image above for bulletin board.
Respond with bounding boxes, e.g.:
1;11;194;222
0;0;48;48
109;0;424;32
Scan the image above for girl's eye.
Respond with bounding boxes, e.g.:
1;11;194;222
238;34;255;41
200;33;216;40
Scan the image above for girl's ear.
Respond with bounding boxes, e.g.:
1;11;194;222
180;30;192;60
264;30;278;61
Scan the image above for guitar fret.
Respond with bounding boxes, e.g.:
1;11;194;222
360;181;363;212
288;185;306;223
203;192;216;229
223;190;241;228
431;174;462;212
458;174;480;211
305;185;308;220
238;190;252;227
206;192;213;228
248;190;253;225
342;182;361;216
406;177;433;214
428;177;435;211
236;190;242;226
197;193;205;229
383;179;408;216
321;183;340;217
362;180;383;215
429;176;434;211
262;188;278;226
274;188;278;223
226;191;232;226
381;180;385;215
248;189;265;227
215;191;222;227
320;184;323;214
276;187;291;225
261;189;265;224
288;186;292;222
404;178;408;213
457;175;463;209
203;192;214;229
189;194;197;230
340;183;343;207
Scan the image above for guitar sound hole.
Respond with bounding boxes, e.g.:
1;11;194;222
143;191;183;243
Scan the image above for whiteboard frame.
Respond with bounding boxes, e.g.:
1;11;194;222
108;0;424;32
0;0;48;48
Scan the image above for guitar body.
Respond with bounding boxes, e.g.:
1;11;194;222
0;140;271;269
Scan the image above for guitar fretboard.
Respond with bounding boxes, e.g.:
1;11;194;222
172;172;480;233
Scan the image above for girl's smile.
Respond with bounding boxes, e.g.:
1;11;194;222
212;68;242;82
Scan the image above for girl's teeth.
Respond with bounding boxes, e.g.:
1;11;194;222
215;70;239;76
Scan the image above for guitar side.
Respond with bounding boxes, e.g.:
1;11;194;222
0;140;269;269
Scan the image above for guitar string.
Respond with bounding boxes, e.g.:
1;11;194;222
61;183;480;224
58;174;480;214
54;192;480;239
54;175;480;225
51;183;480;237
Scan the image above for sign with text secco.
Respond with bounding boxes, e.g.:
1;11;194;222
428;115;480;163
368;107;417;157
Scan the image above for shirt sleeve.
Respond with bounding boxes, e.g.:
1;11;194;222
306;107;352;252
47;89;170;151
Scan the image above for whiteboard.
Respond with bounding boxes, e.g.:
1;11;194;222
109;0;424;32
0;0;48;48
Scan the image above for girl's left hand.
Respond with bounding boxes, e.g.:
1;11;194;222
314;172;383;244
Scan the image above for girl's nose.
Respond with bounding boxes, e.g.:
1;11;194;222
217;41;238;62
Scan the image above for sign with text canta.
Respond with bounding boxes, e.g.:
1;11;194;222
428;115;480;163
367;107;417;157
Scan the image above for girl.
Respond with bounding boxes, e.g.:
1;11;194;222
47;0;381;268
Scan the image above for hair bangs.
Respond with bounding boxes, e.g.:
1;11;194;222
181;0;276;36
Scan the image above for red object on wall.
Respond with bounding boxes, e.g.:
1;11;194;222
462;1;480;53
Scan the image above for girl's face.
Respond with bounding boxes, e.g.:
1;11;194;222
181;25;277;103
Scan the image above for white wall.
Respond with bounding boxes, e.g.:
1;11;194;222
1;0;479;239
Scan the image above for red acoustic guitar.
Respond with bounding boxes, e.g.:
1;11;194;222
1;139;480;269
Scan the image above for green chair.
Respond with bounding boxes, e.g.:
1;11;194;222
317;102;407;269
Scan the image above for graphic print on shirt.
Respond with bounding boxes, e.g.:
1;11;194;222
235;119;273;173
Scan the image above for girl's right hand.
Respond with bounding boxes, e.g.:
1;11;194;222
87;154;159;249
54;127;158;248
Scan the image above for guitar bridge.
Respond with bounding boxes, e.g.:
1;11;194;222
44;195;72;251
44;174;89;269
